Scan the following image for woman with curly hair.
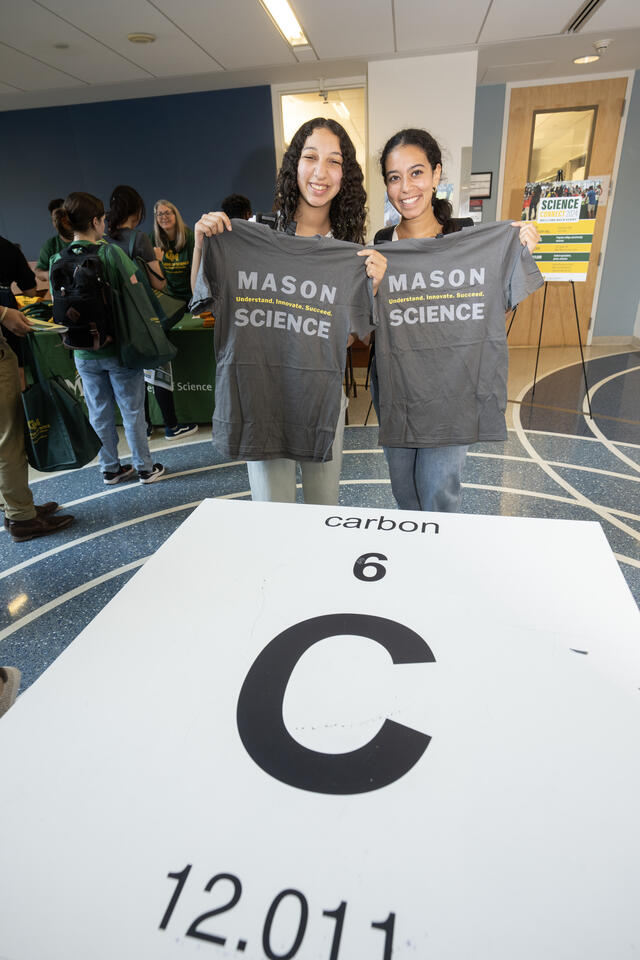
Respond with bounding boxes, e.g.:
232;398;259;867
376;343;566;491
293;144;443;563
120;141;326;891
191;117;386;505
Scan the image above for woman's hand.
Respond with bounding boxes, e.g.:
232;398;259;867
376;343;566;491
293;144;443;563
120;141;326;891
357;248;388;296
194;211;232;249
511;221;540;253
154;246;164;261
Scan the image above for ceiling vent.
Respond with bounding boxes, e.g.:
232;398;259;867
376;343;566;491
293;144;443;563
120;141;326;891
564;0;607;33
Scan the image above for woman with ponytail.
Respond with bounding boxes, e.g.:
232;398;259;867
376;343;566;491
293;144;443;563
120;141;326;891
371;128;539;513
107;185;197;441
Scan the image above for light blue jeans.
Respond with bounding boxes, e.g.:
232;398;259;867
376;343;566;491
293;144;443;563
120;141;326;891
384;443;468;512
75;354;152;474
370;355;467;512
247;393;347;505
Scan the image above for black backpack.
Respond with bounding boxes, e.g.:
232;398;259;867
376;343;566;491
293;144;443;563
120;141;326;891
50;243;114;350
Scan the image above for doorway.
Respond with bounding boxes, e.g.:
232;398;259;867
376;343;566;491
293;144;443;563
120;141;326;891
500;77;627;346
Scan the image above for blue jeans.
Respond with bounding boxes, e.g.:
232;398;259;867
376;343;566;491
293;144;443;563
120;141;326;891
370;355;467;512
385;444;468;512
75;354;152;473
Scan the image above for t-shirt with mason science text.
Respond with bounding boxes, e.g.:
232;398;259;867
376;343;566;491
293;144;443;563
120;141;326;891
373;220;544;448
190;219;374;461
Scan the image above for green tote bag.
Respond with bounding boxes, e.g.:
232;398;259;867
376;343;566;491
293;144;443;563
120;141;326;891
21;333;102;472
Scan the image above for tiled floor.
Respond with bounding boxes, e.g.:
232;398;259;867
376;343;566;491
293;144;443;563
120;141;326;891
1;345;638;694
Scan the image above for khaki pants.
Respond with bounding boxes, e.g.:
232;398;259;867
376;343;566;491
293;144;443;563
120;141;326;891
0;333;35;521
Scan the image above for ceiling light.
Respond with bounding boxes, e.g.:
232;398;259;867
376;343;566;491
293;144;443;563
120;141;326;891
53;43;70;50
128;33;156;44
260;0;309;47
574;54;600;63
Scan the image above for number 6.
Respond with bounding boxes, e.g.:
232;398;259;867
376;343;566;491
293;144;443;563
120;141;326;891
353;553;388;582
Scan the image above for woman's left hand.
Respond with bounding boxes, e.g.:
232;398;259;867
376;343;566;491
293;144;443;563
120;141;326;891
511;221;540;253
154;246;164;261
357;248;388;296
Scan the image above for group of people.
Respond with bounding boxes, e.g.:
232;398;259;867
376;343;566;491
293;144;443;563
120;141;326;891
1;118;541;552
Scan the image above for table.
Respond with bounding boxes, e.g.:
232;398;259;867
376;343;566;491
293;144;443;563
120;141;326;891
34;313;215;425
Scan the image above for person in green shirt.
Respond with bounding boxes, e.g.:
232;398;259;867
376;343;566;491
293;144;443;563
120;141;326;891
150;199;195;303
34;197;73;288
51;193;164;485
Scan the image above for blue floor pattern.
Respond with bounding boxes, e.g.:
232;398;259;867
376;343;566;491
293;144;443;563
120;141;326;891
1;351;638;693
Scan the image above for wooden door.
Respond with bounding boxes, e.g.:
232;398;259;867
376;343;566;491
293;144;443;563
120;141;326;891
501;78;627;345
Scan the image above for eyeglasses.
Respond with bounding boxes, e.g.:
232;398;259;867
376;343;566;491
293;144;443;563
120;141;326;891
157;211;174;219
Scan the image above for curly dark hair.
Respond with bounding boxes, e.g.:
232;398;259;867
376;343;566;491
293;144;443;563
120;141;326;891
106;184;145;240
274;117;366;243
380;128;456;234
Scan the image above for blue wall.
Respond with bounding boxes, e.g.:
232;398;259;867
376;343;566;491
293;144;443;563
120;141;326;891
594;70;640;338
0;85;277;261
471;84;506;224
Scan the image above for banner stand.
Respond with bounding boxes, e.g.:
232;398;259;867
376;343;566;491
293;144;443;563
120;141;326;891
507;280;593;419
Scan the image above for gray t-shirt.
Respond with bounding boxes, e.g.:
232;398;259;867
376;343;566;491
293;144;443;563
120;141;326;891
374;220;543;447
190;219;374;461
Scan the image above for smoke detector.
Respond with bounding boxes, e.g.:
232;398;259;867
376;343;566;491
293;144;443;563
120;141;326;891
128;33;156;44
593;38;612;55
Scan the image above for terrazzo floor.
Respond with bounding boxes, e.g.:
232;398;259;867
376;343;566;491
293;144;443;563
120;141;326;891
1;346;639;694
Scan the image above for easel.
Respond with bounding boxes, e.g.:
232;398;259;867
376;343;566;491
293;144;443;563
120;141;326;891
507;279;593;418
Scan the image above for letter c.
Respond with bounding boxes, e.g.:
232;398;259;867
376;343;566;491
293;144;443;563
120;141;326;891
236;613;434;795
325;516;342;527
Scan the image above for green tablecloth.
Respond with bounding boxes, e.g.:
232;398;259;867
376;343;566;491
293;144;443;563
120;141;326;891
35;314;215;425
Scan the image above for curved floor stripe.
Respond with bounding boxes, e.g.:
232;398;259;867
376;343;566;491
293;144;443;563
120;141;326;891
0;501;202;581
0;557;149;643
513;381;640;544
582;364;640;474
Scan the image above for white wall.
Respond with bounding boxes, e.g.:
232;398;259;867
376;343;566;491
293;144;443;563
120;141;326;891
367;51;478;239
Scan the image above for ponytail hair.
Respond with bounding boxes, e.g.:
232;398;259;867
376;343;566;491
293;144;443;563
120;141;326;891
54;192;104;236
380;128;455;233
107;184;145;240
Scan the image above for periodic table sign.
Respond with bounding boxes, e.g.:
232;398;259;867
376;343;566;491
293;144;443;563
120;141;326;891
1;500;639;959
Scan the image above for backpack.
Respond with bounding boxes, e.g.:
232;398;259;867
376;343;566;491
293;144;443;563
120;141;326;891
50;243;114;351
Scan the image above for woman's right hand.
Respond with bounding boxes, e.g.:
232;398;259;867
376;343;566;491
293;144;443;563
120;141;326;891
194;211;232;248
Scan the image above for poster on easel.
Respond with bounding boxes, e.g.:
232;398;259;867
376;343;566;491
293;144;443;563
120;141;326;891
521;178;604;282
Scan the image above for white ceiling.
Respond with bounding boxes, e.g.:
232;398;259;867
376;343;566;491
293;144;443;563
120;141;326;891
0;0;639;111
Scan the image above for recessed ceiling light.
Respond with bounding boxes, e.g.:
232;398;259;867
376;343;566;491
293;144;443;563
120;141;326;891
260;0;309;47
128;33;156;44
574;54;600;64
53;43;69;50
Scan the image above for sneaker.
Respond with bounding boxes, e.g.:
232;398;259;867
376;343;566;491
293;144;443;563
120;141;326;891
138;463;165;484
103;464;136;485
7;513;75;543
165;423;198;440
146;423;154;438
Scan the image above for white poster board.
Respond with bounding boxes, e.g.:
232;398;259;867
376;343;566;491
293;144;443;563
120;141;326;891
1;500;639;959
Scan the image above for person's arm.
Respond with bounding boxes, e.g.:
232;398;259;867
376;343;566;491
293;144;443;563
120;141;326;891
0;306;32;336
191;212;232;294
145;258;166;291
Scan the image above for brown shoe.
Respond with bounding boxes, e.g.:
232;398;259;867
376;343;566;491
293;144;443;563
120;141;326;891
3;501;60;531
7;513;75;543
0;666;21;718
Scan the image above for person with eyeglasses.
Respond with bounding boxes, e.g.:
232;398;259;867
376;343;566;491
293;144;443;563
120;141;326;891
151;200;196;305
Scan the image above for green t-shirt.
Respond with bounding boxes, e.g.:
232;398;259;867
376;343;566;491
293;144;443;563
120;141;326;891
36;234;69;272
149;227;195;302
50;239;137;359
